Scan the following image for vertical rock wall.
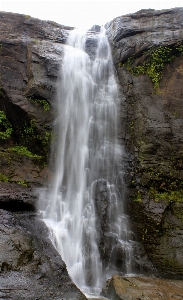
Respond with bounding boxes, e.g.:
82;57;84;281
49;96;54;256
106;8;183;278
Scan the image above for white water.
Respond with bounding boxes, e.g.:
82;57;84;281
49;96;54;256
40;28;134;296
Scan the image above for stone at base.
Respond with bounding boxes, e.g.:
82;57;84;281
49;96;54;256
101;275;183;300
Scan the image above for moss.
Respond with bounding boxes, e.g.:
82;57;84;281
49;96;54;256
163;256;177;268
0;172;9;182
0;111;13;140
20;119;51;161
149;187;183;204
17;180;28;187
8;146;42;159
29;98;50;112
134;190;142;202
121;45;183;89
32;39;39;45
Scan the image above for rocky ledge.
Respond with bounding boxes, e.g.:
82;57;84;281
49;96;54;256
102;275;183;300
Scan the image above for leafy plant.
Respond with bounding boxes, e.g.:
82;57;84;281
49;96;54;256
0;172;9;182
132;46;173;89
17;180;28;186
0;111;13;140
121;46;179;89
149;187;183;203
8;146;42;159
29;98;50;112
176;44;183;55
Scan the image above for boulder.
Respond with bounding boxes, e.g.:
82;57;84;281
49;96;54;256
0;208;87;299
101;275;183;300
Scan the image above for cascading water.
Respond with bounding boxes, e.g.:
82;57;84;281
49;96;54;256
40;28;135;296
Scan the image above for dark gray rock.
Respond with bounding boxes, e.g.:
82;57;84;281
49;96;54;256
0;182;36;211
106;8;183;64
0;12;72;185
106;7;183;278
0;209;87;299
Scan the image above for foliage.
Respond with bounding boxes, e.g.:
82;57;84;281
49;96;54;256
23;120;36;136
134;191;142;202
17;180;28;187
20;119;51;161
176;44;183;54
0;111;13;140
121;45;183;89
149;187;183;203
29;98;50;112
0;172;9;182
42;131;51;146
8;146;42;159
132;46;173;89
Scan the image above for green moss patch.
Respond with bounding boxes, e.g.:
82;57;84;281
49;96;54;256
149;187;183;203
0;111;13;140
29;97;50;112
8;146;42;159
0;172;9;182
121;45;183;89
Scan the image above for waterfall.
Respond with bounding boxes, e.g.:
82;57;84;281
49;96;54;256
39;28;134;296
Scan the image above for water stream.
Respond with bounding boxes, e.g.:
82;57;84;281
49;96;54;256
40;28;135;297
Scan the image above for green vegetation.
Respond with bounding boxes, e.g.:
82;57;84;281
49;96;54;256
29;98;50;112
0;172;9;182
176;44;183;54
23;119;36;137
42;131;51;147
134;190;142;202
0;172;28;186
149;188;183;203
8;146;42;159
133;46;173;89
19;119;52;161
0;111;13;140
32;39;39;44
134;187;183;204
121;44;183;89
17;180;28;187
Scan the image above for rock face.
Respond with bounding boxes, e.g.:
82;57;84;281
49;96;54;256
0;184;86;299
0;11;73;186
101;275;183;300
0;12;87;300
1;7;183;297
106;8;183;279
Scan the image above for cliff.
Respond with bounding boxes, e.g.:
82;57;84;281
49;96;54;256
0;8;183;299
106;7;183;279
0;12;74;186
0;11;86;300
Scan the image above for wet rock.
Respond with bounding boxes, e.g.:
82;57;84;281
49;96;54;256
106;8;183;64
0;208;87;299
106;8;183;278
0;12;71;186
101;275;183;300
0;182;36;211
